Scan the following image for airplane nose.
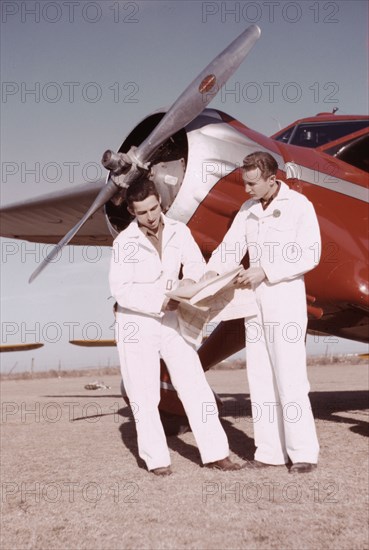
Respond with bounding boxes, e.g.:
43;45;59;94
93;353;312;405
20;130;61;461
326;261;369;308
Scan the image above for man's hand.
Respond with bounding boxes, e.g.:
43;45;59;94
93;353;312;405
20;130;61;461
165;299;179;311
200;271;218;282
163;279;196;311
177;278;196;287
237;267;266;287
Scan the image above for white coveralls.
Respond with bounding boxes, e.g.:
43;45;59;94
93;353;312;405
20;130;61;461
109;215;229;470
207;181;320;465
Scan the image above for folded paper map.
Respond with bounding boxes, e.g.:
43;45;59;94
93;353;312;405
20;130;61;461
166;267;258;345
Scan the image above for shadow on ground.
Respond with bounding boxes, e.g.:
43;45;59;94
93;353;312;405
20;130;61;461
218;390;369;439
46;389;368;466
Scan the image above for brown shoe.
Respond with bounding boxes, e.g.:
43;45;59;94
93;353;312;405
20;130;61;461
241;460;284;469
205;457;242;471
151;466;173;476
289;462;317;474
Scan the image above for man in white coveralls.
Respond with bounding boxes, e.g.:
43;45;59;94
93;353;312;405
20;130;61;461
206;151;321;473
109;179;241;475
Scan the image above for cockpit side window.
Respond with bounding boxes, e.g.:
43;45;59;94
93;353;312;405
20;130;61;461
275;120;369;148
274;126;294;143
324;133;369;173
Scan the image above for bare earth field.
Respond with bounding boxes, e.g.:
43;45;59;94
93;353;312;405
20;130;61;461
1;363;368;550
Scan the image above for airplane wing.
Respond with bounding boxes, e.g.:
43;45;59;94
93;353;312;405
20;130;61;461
70;340;116;347
0;180;112;246
0;343;44;352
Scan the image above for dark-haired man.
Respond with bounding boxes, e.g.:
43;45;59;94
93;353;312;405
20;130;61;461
206;151;321;473
109;179;240;475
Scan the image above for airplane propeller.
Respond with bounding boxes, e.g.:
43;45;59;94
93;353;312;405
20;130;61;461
29;24;261;283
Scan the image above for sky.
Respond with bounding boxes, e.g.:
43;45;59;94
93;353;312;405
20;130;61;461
1;0;368;373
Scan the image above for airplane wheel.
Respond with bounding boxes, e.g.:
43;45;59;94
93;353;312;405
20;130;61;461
120;379;190;436
159;410;191;436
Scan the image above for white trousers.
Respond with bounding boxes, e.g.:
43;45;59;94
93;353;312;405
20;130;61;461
115;309;229;470
245;281;319;465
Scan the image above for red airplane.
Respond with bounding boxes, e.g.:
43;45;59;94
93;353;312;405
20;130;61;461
1;25;368;432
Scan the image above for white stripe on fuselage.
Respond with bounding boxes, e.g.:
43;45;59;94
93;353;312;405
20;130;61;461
297;164;368;203
167;120;368;225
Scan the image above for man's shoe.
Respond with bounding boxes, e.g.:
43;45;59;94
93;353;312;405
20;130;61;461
289;462;317;474
151;466;172;476
241;460;277;469
205;457;242;471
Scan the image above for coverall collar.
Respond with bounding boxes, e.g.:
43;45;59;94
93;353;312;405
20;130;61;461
126;214;178;251
247;180;290;218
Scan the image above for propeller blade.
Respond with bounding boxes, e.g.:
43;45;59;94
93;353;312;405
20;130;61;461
135;24;261;165
29;25;261;283
29;178;118;283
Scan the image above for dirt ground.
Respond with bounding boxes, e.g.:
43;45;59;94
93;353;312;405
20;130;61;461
1;363;368;550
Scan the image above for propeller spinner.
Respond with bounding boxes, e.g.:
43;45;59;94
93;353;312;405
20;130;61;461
29;24;261;283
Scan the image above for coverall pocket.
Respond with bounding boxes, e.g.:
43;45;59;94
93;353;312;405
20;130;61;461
265;221;295;245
